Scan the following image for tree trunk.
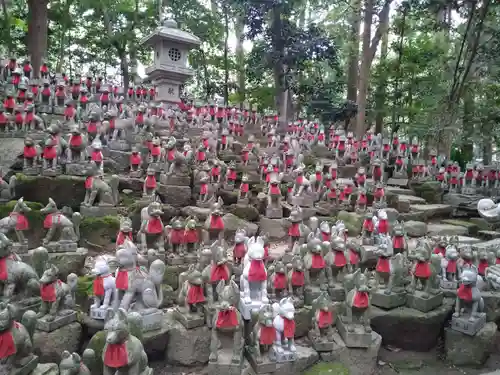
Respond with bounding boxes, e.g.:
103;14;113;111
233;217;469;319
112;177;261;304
27;0;49;78
461;85;474;161
374;20;389;134
271;3;286;132
346;0;361;102
234;14;246;105
223;2;229;105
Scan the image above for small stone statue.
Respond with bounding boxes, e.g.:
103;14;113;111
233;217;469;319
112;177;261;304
355;187;368;213
89;256;116;320
361;210;375;245
129;147;143;178
102;308;153;375
138;201;165;254
372;182;387;209
238;174;250;204
0;197;31;250
23;137;40;175
266;174;284;219
81;163;119;216
268;260;288;301
391;221;407;255
176;265;207;329
37;263;77;331
165;217;185;263
59;349;95;375
309;292;337;352
116;217;134;248
287;256;305;306
142;168;157;199
440;242;460;289
40;198;81;251
248;304;277;369
204;197;225;242
233;228;248;265
270;297;296;361
183;216;200;261
303;234;328;304
66;126;88;164
0;304;38;374
451;266;486;336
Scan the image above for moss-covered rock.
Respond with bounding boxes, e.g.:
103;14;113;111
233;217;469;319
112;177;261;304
80;215;120;252
86;330;106;374
227;203;260;222
409;180;443;204
303;362;350;375
336;211;363;236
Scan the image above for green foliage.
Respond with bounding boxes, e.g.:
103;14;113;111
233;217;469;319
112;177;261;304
304;362;350;375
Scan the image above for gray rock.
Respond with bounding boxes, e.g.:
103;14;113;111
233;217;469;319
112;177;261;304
443;193;483;215
370;298;454;351
222;213;258;238
473;238;500;252
273;346;319;375
404;221;428;237
166;320;211;366
385;208;399;223
181;206;211;221
34;322;82;363
320;331;382;375
228;203;260;222
22;248;88;278
409;204;452;220
158;185;192;207
427;224;468;236
259;216;287;240
32;363;59;375
397;195;426;213
445;322;497;366
0;138;24;169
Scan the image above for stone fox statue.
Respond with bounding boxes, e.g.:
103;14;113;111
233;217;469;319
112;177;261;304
0;232;39;301
83;163;120;207
40;198;82;245
59;349;95;375
454;266;485;321
103;308;152;375
0;303;37;370
37;264;77;322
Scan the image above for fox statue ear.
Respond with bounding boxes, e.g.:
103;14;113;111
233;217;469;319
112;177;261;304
61;350;71;359
105;308;115;322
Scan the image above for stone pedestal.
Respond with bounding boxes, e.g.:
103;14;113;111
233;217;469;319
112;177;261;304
328;284;346;302
80;205;118;217
208;348;245;375
157;184;192;207
440;279;458;290
108;140;131;151
371;289;407;309
65;162;87;176
245;347;280;374
310;330;343;352
450;313;487;336
36;311;77;332
0;354;38;375
238;298;264;321
269;345;297;363
129;170;143;179
23;166;40;176
238;198;249;205
42;167;61;177
11;242;29;254
90;306;107;320
138;309;164;332
11;297;41;320
38;104;52;113
265;207;283;219
387;177;408;186
174;306;205;329
45;241;78;253
160;173;190;186
337;316;372;348
288;195;314;208
406;291;443;312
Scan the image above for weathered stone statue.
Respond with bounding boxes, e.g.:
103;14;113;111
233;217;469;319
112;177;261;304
22;137;40;175
81;164;119;217
138;201;165;254
165;217;185;264
89;256;116;320
37;263;77;331
142;168;157;200
268;260;288;301
308;292;337;352
59;349;95;375
450;265;486;336
40;198;81;252
0;198;31;252
102;308;153;375
391;221;407;255
303;233;328;305
66;126;88;175
440;242;460;289
0;305;38;375
176;265;207;329
204;197;225;243
232;228;248;265
270;297;296;361
338;269;372;348
247;304;277;372
287;256;305;307
266;174;284;219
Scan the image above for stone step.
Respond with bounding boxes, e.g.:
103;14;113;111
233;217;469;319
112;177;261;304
409;204;452;220
452;236;482;245
386;186;415;196
478;230;500;240
440;219;478;235
397;194;427;213
472;238;500;251
427;223;469;236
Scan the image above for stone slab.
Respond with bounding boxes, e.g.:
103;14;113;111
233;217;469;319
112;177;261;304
174;306;206;329
245;347;282;373
406;291;443;313
427;224;468;236
45;241;78;253
455;236;481;245
385;186;415;196
371;290;407;309
409;204;452;220
80;205;118;217
269;345;297;363
479;230;500;240
0;354;38;375
386;178;408;187
472;238;500;252
36;311;77;332
450;313;487;336
337;316;372;348
207;348;245;375
140;309;164;332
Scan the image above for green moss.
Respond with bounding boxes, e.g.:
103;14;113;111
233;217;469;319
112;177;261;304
303;362;350;375
120;194;136;208
15;173;38;182
86;330;106;371
77;275;93;299
81;215;120;232
441;219;478;235
0;200;45;226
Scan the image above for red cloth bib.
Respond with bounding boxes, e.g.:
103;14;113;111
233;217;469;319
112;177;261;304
334;251;347;267
248;260;267;282
478;260;489;276
69;134;82;147
40;280;59;302
457;284;472;301
23;146;37;158
414;262;431;278
353;291;369;308
259;326;276;345
233;243;246;259
216;309;238;328
130;154;141;165
288;223;300;237
91;151;102;162
376;257;390;273
270;184;281;195
85;177;94;189
10;212;28;230
147;217;163;234
116;232;132;246
273;273;287;289
0;323;17;359
446;259;457;273
184;229;199;244
433;246;445;256
210;216;224;230
283;318;295;338
240;183;249;193
167;148;175;160
115;270;129;290
291;271;304;286
0;257;7;280
187;284;206;304
311;254;325;269
43;146;57;160
210;264;229;282
170;229;184;244
228;169;237;181
93;275;109;296
200;183;208;195
349;249;360;265
363;219;374;232
378;219;388;234
393;236;405;249
104;343;128;368
317;310;333;328
321;231;330;241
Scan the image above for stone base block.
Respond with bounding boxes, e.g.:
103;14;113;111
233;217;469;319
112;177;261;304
166;254;185;265
157;184;192;207
208;348;245;375
11;242;29;254
238;298;265;321
445;322;497;367
337;316;372;348
139;309;163;332
108;140;131;151
328;285;346;302
450;313;486;336
185;253;197;264
65;163;87;176
45;241;78;253
269;346;297;363
37;311;77;332
90;306;107;320
406;291;443;312
238;198;249;205
23;167;40;176
174;306;205;329
310;331;343;352
129;170;143;179
38;105;52;113
0;354;38;375
288;195;314;208
80;205;118;217
53;106;65;115
42;168;61;177
387;178;408;187
265;207;283;219
440;279;458;290
305;286;323;306
245;346;280;374
371;289;407;309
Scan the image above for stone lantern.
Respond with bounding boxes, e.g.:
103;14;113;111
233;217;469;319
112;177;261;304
141;18;201;103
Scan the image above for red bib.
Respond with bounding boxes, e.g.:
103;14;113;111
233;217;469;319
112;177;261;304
317;310;333;328
0;323;17;359
414;262;431;278
273;273;287;289
291;271;304;286
147;217;163;234
376;257;390;273
283;318;295;338
170;229;185;244
0;257;7;280
216;309;239;328
210;264;229;282
248;260;267;282
40;280;59;302
433;246;445;256
23;146;37;158
259;326;276;345
353;291;369;308
184;229;199;244
187;284;206;304
10;212;28;230
270;184;281;195
91;151;102;162
116;232;132;246
311;254;325;269
130;154;141;165
349;249;360;265
85;177;94;189
457;284;473;301
446;259;457;273
93;275;108;296
210;216;224;230
115;270;129;290
363;219;374;232
145;175;157;189
70;135;82;147
288;223;300;237
334;251;347;267
478;260;489;276
104;343;128;368
378;219;388;234
392;236;405;249
200;183;208;195
233;243;246;259
240;183;249;193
